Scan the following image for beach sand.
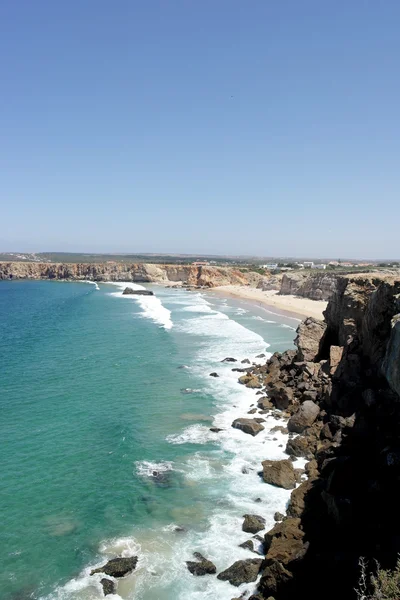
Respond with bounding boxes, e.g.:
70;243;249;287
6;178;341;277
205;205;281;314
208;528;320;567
212;285;328;320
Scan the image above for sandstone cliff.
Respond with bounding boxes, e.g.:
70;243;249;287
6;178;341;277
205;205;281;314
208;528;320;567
0;261;260;288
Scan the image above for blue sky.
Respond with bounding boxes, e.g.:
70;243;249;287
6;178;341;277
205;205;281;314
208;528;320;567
1;1;399;259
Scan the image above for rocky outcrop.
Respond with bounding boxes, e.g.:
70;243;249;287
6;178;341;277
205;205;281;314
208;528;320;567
186;553;217;576
100;579;116;596
122;287;154;295
217;558;263;586
90;556;138;577
0;262;261;288
280;272;339;300
294;317;326;361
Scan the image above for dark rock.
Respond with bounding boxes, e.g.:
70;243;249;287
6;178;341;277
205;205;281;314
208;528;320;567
209;372;219;377
232;418;265;436
239;539;254;551
90;556;138;577
209;427;223;433
256;353;266;358
100;579;116;596
222;357;237;362
266;382;295;410
241;358;251;364
242;514;266;534
217;558;263;586
258;559;293;596
122;287;154;296
264;518;307;566
257;397;273;410
248;408;257;414
262;459;297;489
186;552;217;576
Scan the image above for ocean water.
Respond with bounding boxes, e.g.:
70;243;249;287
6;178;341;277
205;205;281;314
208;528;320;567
0;280;299;600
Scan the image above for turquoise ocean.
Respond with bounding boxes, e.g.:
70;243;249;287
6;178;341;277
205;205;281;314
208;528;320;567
0;280;298;600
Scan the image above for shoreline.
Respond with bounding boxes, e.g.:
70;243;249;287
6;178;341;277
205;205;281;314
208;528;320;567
211;285;327;321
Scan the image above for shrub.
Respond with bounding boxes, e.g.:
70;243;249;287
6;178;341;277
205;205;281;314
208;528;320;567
356;557;400;600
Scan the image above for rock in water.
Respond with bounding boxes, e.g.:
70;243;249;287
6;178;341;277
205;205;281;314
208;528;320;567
232;418;265;436
209;372;219;377
217;558;263;586
287;401;320;433
100;578;116;596
221;357;237;362
90;556;138;577
262;459;297;489
122;287;154;296
242;514;266;534
186;552;217;576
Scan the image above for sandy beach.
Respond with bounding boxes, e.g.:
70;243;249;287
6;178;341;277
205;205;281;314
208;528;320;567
212;285;328;320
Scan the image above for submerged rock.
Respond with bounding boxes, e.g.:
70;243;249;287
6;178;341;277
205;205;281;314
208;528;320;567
217;558;263;586
232;418;265;436
209;372;219;377
90;556;138;577
222;357;237;362
209;427;223;433
100;578;116;596
186;552;217;576
122;287;154;296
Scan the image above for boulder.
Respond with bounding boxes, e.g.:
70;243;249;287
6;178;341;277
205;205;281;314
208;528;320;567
209;427;223;433
274;512;285;522
285;434;317;459
295;317;327;362
287;401;320;433
264;518;307;566
262;459;297;489
270;425;288;435
257;397;273;410
217;558;263;586
242;514;266;534
266;382;294;410
258;559;293;596
222;357;237;362
100;579;116;596
287;480;315;518
232;418;265;436
90;556;138;577
186;552;217;576
209;372;219;377
238;374;262;389
122;287;154;296
241;358;251;364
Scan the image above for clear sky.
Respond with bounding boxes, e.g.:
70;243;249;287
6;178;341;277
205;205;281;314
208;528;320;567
1;1;399;259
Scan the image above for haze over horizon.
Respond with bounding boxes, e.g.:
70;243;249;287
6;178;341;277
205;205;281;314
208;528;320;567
1;1;399;259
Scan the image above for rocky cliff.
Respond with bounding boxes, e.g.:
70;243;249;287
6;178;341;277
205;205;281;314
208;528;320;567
280;272;339;300
0;262;260;288
242;274;400;600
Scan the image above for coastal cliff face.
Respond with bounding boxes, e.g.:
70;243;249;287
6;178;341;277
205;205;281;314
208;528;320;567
280;272;339;300
245;274;400;600
0;262;258;288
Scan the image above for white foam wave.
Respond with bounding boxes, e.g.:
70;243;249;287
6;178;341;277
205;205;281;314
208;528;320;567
79;280;100;290
107;282;173;330
135;460;175;478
